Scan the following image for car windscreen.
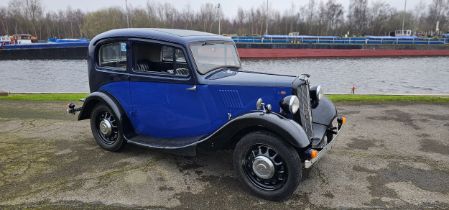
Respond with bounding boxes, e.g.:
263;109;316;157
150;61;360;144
190;42;241;74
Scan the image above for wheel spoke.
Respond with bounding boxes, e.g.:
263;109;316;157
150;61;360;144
258;146;263;155
251;150;257;158
273;161;283;166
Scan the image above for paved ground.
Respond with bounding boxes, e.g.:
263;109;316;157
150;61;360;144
0;101;448;209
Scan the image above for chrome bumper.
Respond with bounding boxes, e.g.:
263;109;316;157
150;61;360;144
304;121;343;169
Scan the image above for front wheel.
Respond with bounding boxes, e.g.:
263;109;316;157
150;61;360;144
233;131;302;201
90;104;126;152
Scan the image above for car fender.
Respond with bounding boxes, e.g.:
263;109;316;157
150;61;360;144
204;112;311;149
312;96;337;125
78;91;124;121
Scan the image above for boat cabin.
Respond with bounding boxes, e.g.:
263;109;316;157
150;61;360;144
11;34;34;44
395;30;412;37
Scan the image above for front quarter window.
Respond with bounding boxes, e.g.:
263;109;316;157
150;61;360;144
190;42;240;74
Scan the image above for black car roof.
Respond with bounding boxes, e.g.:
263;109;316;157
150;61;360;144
91;28;233;45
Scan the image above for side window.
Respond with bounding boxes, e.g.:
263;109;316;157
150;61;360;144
161;46;174;62
132;42;190;77
98;42;127;71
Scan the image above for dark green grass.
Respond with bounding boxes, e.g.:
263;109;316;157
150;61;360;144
1;93;449;103
0;93;88;102
327;94;449;103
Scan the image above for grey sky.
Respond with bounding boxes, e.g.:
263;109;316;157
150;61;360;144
0;0;423;18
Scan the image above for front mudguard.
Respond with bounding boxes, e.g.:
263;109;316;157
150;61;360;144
312;96;337;125
204;111;311;150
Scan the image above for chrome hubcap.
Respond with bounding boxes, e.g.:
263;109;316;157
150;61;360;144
252;156;275;179
99;119;112;136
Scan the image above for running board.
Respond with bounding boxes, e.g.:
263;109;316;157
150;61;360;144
125;136;200;156
125;135;203;150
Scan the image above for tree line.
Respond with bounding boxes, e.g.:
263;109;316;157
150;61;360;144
0;0;448;40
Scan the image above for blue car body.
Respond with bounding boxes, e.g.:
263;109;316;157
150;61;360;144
77;28;341;155
99;72;293;140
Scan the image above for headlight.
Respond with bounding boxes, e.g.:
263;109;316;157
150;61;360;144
310;85;323;108
310;85;323;100
281;95;300;114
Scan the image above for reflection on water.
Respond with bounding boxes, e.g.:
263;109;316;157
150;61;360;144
0;57;448;94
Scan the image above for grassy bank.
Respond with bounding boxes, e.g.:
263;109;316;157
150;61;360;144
0;93;88;102
327;94;449;103
1;93;449;103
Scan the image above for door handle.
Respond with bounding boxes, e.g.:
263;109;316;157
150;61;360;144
186;85;197;91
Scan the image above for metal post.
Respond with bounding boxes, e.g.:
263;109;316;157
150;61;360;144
125;0;130;28
218;3;221;35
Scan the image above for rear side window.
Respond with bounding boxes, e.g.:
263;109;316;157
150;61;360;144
132;42;190;77
98;42;127;71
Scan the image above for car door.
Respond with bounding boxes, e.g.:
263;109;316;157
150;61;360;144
128;40;212;140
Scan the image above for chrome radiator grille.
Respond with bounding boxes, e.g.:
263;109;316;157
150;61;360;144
294;79;313;139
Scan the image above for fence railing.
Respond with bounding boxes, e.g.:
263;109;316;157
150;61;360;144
232;36;449;45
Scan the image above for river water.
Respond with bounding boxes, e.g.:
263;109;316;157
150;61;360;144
0;57;448;94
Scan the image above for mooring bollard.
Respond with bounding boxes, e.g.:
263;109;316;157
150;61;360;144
351;85;356;94
0;90;9;96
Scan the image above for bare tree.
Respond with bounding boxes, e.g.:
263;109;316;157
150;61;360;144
427;0;449;34
320;0;344;35
0;8;9;34
368;1;394;35
1;0;447;39
348;0;369;35
306;0;316;34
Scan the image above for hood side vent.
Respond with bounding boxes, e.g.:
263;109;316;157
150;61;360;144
218;89;244;109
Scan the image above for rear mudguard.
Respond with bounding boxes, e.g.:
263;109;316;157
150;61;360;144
201;111;311;150
78;91;136;138
78;91;124;121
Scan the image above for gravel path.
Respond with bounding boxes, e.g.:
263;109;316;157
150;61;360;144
0;101;448;209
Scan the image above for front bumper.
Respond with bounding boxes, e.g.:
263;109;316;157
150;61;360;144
304;117;344;169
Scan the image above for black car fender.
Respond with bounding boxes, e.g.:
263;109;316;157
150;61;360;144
78;91;124;121
78;91;136;137
201;111;311;150
312;96;337;125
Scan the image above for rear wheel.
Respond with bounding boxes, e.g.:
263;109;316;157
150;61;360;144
233;131;302;201
90;104;126;152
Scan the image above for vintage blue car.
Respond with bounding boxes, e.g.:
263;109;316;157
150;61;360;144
68;28;346;201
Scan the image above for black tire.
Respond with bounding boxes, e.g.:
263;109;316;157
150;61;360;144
90;104;126;152
233;131;302;201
